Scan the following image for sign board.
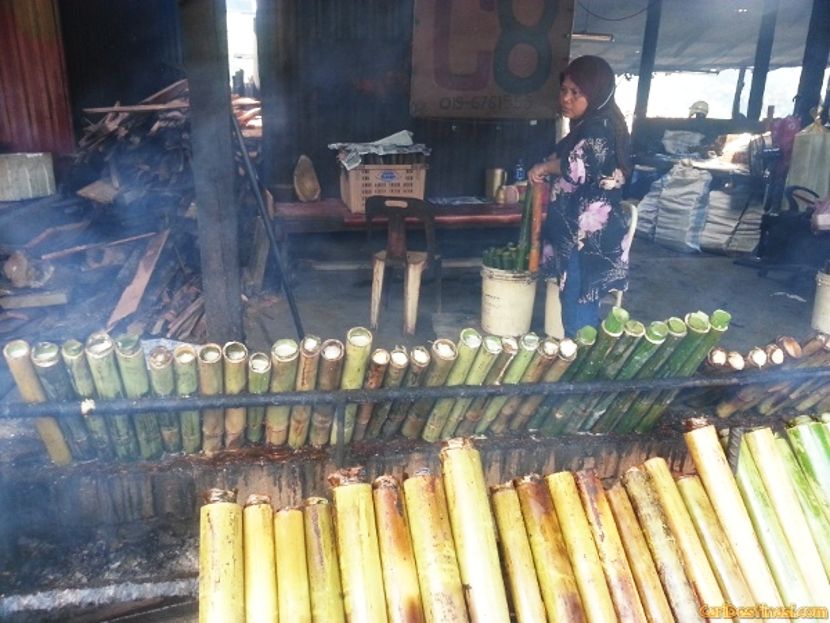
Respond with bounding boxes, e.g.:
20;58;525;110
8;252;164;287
410;0;573;119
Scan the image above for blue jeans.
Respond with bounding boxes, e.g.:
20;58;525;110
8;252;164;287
561;253;600;337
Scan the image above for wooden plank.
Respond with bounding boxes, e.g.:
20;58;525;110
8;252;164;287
82;100;189;114
76;179;119;204
0;290;68;309
40;231;157;261
106;230;170;329
23;219;91;249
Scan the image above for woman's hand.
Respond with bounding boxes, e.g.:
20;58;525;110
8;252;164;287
529;162;551;184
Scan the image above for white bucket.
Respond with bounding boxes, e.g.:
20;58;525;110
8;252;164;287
544;279;565;339
812;271;830;334
480;267;537;336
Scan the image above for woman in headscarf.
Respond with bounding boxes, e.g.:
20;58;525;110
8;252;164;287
528;55;632;337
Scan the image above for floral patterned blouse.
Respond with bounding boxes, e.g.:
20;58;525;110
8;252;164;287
542;116;631;303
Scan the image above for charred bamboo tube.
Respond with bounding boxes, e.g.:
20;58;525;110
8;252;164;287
274;507;312;622
243;494;277;623
381;346;431;438
288;335;322;448
574;470;647;622
422;329;482;442
401;340;458;439
512;337;577;431
222;341;249;450
786;416;830;510
265;338;299;446
621;467;704;623
606;483;674;623
441;335;502;439
115;334;163;460
331;327;373;445
147;345;181;453
366;346;409;439
515;474;586;622
303;497;345;623
755;335;827;415
373;476;425;623
402;469;467;623
352;348;390;442
246;352;271;444
490;483;546;623
794;379;830;412
62;338;112;458
456;337;517;436
684;420;783;607
3;340;73;466
173;344;201;453
309;339;345;447
330;470;388;623
199;489;244;623
197;343;224;454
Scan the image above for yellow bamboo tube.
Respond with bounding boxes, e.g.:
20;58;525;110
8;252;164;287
197;343;224;454
222;341;249;449
330;470;388;623
243;494;278;623
274;507;312;623
546;471;616;623
515;474;586;622
199;489;244;623
606;483;674;623
439;438;510;622
303;497;345;623
574;470;647;623
402;469;467;623
373;475;425;623
490;483;547;623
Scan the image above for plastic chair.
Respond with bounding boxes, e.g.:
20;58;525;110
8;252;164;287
366;196;442;334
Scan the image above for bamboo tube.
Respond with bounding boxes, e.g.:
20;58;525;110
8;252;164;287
381;346;431;438
352;348;390;442
274;507;312;622
309;339;345;447
366;346;409;439
490;483;546;623
621;467;704;623
515;474;586;622
289;335;322;448
115;334;163;460
441;335;502;439
31;341;94;460
3;340;73;465
516;185;533;271
422;329;482;442
265;338;299;446
147;345;182;453
62;338;113;458
684;420;783;607
528;182;545;272
574;470;647;622
402;469;467;623
331;327;373;445
456;336;518;436
222;341;249;450
787;415;830;499
329;470;388;623
197;343;224;454
246;352;271;444
243;494;277;623
199;489;244;623
400;339;458;439
303;497;345;623
373;476;425;623
173;344;201;453
606;483;674;623
755;335;826;415
512;336;577;431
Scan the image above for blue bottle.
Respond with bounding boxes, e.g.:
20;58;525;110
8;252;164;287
513;158;526;183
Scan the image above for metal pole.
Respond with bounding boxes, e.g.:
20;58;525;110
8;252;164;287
747;0;780;121
633;0;662;129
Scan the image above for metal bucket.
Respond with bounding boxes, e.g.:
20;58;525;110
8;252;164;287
480;267;537;336
812;270;830;334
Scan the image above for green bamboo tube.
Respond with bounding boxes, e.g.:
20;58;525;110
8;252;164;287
512;337;577;432
606;483;674;623
422;328;482;442
147;345;182;453
366;347;409;440
303;497;345;623
440;335;502;439
331;326;373;445
243;494;277;623
31;341;94;460
455;336;517;436
787;416;830;505
197;343;224;454
574;470;647;623
173;344;201;453
381;346;431;438
274;507;312;622
373;476;425;623
115;334;163;460
329;470;388;623
621;467;704;623
402;469;467;623
3;340;73;466
490;483;547;623
246;352;271;444
288;335;322;448
221;341;248;450
440;438;510;621
515;474;585;622
684;420;783;607
86;331;140;461
401;339;458;439
199;489;244;623
62;338;113;458
352;348;390;442
265;338;299;446
309;339;345;447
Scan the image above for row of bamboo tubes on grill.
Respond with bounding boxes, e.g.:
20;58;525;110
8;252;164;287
199;422;830;622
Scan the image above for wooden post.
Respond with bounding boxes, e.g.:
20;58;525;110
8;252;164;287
731;66;747;119
747;0;780;121
633;0;662;138
794;0;830;125
181;0;243;341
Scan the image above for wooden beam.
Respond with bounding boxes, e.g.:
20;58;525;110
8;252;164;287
0;290;68;309
180;0;243;341
746;0;780;121
107;230;170;329
794;0;830;125
633;0;662;130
